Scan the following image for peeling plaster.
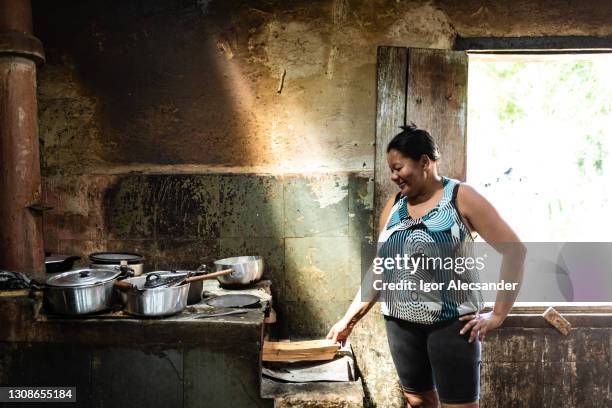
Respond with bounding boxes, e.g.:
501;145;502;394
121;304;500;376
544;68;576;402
308;175;349;208
387;3;456;49
265;21;328;80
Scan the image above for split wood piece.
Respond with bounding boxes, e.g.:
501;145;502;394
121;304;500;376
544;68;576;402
263;340;340;362
542;306;572;336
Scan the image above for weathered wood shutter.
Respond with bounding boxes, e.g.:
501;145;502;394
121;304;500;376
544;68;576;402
352;47;469;407
375;46;468;213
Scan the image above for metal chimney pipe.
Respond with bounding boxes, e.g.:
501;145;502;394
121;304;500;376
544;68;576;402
0;0;46;279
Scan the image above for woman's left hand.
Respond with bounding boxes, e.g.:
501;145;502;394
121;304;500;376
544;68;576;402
458;311;505;343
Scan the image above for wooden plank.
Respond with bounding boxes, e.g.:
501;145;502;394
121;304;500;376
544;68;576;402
262;340;340;362
264;339;338;350
367;46;408;406
405;48;468;181
374;46;407;212
455;35;612;52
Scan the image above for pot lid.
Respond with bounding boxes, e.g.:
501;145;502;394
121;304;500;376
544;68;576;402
89;252;144;265
46;268;120;287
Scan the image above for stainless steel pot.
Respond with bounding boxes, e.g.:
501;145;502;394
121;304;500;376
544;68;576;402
117;275;191;317
115;270;233;317
89;252;144;276
126;270;204;305
213;256;264;287
45;268;121;315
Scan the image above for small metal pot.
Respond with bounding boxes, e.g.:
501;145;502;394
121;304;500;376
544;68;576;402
117;275;190;317
213;256;264;287
89;252;144;276
45;268;121;315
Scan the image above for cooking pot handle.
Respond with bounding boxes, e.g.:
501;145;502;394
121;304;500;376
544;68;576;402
114;280;133;291
114;263;135;278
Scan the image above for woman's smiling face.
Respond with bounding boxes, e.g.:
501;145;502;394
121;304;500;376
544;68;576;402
387;149;426;197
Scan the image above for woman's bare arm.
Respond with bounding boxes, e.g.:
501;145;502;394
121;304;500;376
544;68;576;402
456;184;527;340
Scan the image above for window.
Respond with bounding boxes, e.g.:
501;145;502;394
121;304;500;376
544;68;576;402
467;53;612;242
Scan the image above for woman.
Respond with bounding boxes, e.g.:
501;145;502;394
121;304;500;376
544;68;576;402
327;124;525;408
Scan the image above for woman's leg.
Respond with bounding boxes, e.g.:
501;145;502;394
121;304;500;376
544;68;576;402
384;316;438;406
427;320;481;407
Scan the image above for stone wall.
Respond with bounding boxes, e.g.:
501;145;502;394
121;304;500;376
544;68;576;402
42;172;373;337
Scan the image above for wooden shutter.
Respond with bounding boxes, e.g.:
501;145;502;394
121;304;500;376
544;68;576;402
375;46;468;214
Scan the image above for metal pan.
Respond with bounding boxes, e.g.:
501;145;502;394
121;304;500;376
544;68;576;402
213;256;264;287
204;294;261;308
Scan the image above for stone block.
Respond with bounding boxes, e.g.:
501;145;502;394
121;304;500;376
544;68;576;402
348;172;374;240
284;175;349;238
152;239;218;271
184;348;271;408
103;175;156;239
285;300;352;338
261;378;364;408
152;175;220;240
219;175;284;238
91;347;183;408
284;237;354;302
218;237;284;286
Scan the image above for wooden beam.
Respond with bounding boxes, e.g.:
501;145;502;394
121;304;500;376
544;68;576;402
374;46;407;212
455;35;612;53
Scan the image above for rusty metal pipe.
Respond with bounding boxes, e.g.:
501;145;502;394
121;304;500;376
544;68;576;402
0;0;45;279
0;0;32;34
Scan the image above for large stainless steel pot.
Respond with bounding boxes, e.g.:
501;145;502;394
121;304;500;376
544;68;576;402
213;256;264;287
45;268;121;315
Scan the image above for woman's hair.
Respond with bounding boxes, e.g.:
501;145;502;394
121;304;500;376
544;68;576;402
386;122;440;162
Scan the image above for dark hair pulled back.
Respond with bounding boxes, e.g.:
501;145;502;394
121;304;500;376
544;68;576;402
386;122;440;162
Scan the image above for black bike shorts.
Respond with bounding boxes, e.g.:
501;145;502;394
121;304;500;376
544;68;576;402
384;315;481;404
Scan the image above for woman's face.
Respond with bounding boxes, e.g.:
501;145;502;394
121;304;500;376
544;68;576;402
387;149;427;197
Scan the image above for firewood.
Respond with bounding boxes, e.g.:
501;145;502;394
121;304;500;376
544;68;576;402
263;339;340;362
